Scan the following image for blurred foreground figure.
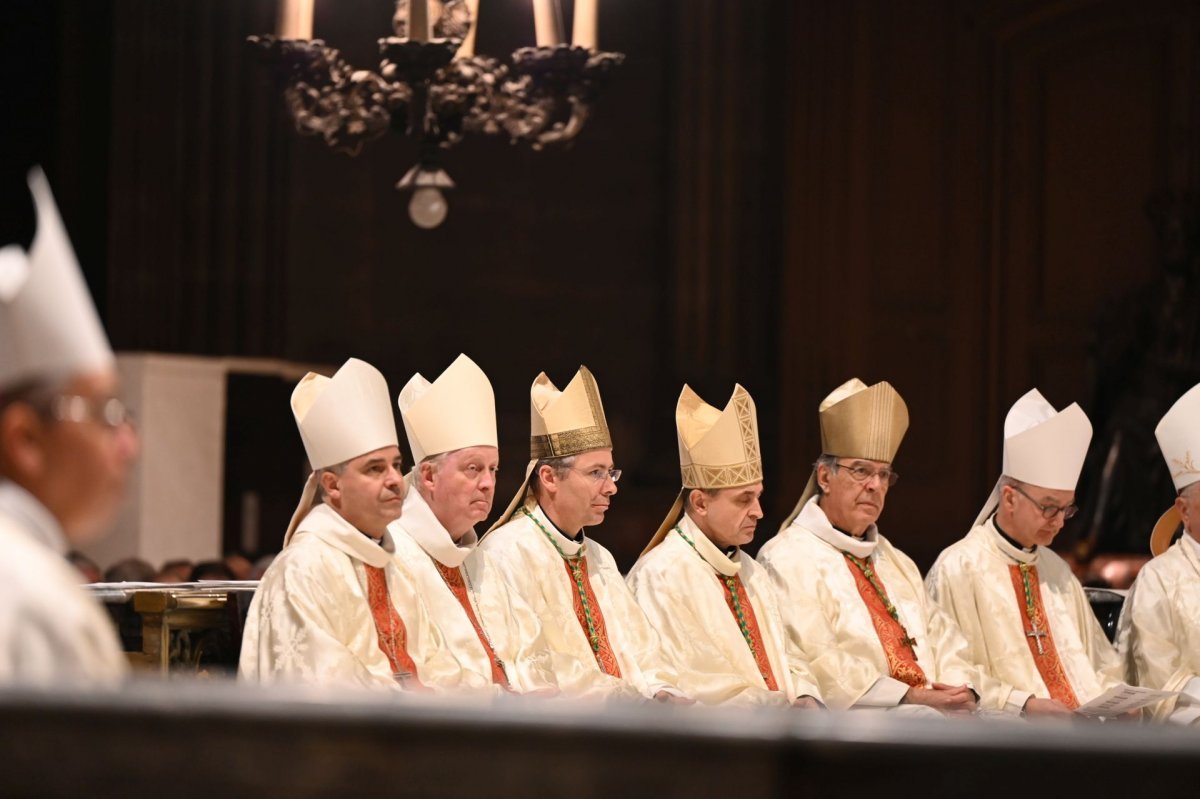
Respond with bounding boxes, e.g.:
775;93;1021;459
1118;383;1200;724
239;359;473;690
0;168;137;684
629;384;818;708
761;379;988;716
927;389;1123;718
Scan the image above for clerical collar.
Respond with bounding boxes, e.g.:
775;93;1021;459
991;514;1035;553
676;515;740;577
395;484;476;568
543;508;585;544
796;497;877;559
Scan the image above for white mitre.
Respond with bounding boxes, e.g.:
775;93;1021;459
972;388;1093;527
643;383;763;554
398;353;497;464
284;357;399;545
0;167;113;391
1149;383;1200;555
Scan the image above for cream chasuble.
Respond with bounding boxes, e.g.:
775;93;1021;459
0;482;127;684
240;502;482;691
628;515;821;706
478;503;679;700
926;517;1124;712
759;497;989;710
1117;534;1200;724
389;486;562;694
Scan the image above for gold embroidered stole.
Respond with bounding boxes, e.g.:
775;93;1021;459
843;555;926;688
364;564;423;686
718;573;780;691
433;561;510;689
563;557;623;678
1006;563;1080;709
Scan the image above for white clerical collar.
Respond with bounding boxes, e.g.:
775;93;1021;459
297;502;396;568
0;479;68;554
530;503;585;557
794;495;878;559
676;514;740;577
984;515;1038;565
393;484;477;568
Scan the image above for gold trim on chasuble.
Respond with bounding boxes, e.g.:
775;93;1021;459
718;574;780;691
364;564;423;686
564;557;623;677
1006;563;1080;709
433;561;511;689
842;555;927;688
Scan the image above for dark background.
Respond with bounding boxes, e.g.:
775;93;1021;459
3;0;1199;570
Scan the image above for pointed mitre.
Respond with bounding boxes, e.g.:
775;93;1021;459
284;357;399;545
644;383;764;554
0;167;113;391
779;378;909;531
398;353;497;464
1149;383;1200;555
488;366;612;532
971;388;1092;527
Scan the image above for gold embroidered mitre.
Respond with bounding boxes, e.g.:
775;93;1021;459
779;378;909;532
644;383;765;554
488;366;613;532
398;353;497;464
1150;382;1200;555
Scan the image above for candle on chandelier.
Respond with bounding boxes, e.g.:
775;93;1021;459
457;0;481;58
572;0;597;50
276;0;314;40
533;0;564;47
409;0;429;42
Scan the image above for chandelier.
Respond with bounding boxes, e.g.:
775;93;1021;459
248;0;624;228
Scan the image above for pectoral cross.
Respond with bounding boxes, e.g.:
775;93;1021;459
1026;621;1048;655
902;634;918;650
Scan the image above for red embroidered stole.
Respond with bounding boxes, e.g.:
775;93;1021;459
843;556;927;688
363;564;422;686
718;574;780;691
433;561;511;689
1007;563;1080;709
563;557;623;678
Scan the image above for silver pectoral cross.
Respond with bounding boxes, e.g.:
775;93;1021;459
1026;622;1048;655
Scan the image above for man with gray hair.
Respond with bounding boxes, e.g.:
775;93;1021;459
0;167;137;684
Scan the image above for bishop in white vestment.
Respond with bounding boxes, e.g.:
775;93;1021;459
1117;382;1200;724
479;366;681;700
0;168;133;684
761;379;989;715
927;389;1123;716
629;384;820;707
388;354;560;693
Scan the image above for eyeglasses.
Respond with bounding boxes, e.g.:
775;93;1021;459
834;461;899;487
1008;483;1078;520
46;395;136;430
571;467;622;484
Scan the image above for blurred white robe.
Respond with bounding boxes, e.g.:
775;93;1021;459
478;502;679;700
239;502;482;691
627;515;822;706
388;486;560;693
1116;534;1200;724
926;517;1124;711
0;481;127;684
759;497;990;710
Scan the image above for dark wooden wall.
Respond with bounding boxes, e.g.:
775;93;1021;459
7;0;1198;568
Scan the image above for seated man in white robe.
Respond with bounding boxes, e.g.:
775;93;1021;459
0;167;135;684
927;389;1124;717
628;383;821;707
479;366;682;701
239;358;474;691
1117;382;1200;724
760;379;989;715
389;353;563;693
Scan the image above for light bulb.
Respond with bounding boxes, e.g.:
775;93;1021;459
409;187;448;229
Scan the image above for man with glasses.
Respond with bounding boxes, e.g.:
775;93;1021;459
629;384;821;707
1117;383;1200;724
761;379;991;715
0;168;137;683
480;366;683;700
927;389;1123;717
